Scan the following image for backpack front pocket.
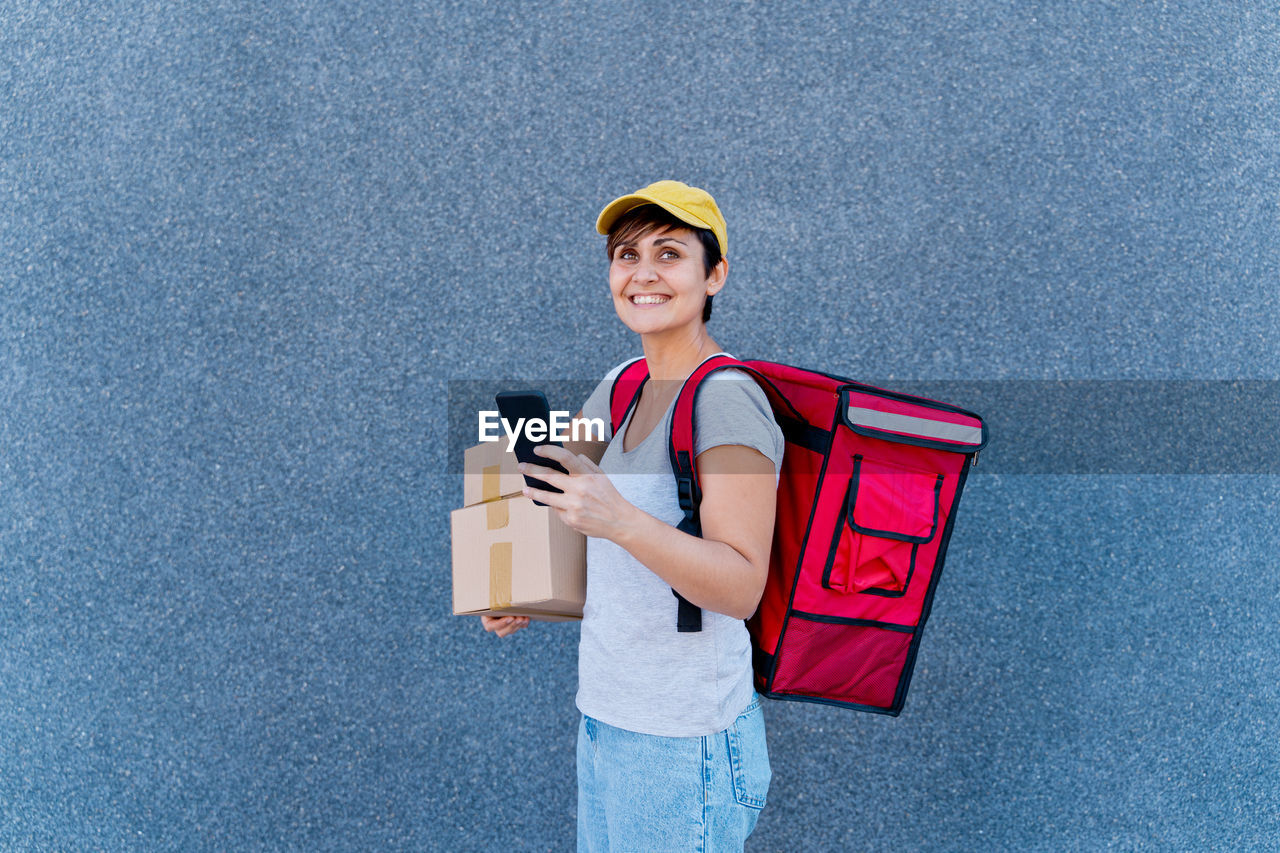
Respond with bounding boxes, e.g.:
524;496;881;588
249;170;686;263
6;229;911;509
822;455;943;595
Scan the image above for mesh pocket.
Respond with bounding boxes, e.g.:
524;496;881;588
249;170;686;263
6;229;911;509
770;615;913;709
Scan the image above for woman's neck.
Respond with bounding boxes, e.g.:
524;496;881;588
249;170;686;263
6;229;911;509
639;328;723;382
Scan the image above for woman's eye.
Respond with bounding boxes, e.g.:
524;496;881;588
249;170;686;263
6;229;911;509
660;249;679;259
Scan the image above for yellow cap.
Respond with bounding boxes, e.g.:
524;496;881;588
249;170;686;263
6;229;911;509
595;180;728;257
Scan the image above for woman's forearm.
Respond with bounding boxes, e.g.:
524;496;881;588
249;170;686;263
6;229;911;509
611;503;765;620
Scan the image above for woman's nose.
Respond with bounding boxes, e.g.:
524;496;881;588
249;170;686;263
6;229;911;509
634;257;659;282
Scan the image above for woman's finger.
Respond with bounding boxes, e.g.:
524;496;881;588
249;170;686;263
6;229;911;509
517;461;572;489
482;614;530;637
574;453;603;474
533;443;589;474
522;485;568;509
497;616;530;637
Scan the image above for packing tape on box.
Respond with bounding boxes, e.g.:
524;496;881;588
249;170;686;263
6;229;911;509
486;498;509;529
482;464;501;502
489;542;512;610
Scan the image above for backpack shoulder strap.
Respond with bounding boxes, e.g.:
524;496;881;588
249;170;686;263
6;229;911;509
665;353;755;633
607;357;649;438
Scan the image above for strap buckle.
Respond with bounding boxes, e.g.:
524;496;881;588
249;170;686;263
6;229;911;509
676;475;696;515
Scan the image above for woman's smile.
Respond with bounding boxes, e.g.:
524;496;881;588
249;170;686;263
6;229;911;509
629;293;671;305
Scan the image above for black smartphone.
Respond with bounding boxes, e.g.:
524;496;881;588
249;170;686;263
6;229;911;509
495;390;568;506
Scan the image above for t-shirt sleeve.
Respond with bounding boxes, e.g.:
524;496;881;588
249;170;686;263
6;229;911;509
579;359;636;442
693;369;785;475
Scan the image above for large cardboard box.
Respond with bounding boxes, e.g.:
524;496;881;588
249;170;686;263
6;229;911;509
451;496;586;620
462;441;525;508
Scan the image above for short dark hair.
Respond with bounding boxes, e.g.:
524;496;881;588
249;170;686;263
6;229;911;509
604;204;722;323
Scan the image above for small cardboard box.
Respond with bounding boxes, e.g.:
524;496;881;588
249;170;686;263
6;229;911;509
451;495;586;620
462;441;525;507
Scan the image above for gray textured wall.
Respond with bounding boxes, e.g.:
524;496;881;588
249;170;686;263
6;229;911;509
3;2;1277;850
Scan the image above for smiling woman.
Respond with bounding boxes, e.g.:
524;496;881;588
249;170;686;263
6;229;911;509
605;200;725;325
482;180;784;851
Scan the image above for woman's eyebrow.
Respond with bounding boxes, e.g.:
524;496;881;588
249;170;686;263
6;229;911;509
651;236;687;246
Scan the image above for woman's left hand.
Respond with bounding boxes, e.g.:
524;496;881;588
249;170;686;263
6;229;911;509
519;445;636;541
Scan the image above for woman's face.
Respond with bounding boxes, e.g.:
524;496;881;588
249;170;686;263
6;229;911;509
608;225;725;337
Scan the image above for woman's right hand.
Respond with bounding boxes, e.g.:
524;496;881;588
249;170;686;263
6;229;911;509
481;614;530;638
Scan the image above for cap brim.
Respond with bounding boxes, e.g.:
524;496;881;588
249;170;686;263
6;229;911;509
595;193;716;237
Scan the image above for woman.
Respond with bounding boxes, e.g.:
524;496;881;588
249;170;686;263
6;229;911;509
483;180;783;851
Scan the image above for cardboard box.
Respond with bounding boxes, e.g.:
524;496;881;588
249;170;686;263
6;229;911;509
462;440;525;507
451;495;586;620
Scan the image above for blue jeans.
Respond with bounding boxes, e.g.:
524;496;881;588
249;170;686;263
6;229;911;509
576;696;771;852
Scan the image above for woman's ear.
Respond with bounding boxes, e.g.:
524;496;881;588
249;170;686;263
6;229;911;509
706;257;728;297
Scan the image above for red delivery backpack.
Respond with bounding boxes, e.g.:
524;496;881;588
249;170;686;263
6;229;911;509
609;354;988;716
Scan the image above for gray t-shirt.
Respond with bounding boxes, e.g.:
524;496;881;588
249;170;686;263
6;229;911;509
576;356;785;737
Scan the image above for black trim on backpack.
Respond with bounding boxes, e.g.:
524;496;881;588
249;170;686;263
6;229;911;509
756;690;905;716
752;646;776;683
787;609;917;633
819;479;852;592
673;590;702;632
671;440;703;631
777;414;832;455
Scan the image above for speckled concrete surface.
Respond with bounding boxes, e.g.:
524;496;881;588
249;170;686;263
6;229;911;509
3;2;1277;850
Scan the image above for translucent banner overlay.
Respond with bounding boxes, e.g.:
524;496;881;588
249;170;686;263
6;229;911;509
448;380;1280;475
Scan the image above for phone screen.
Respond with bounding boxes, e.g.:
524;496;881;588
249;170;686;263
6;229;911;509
495;390;568;506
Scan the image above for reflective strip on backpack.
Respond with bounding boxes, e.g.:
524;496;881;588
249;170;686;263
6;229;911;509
845;406;985;447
